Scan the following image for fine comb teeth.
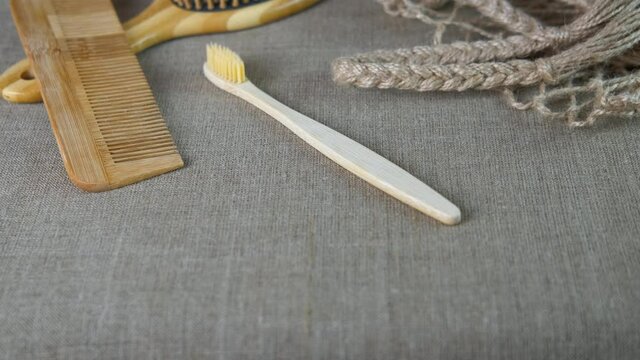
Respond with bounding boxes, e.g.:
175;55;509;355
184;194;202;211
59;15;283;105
71;37;178;164
10;0;183;191
171;0;270;11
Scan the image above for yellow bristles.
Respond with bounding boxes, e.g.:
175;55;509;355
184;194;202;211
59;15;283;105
206;43;247;84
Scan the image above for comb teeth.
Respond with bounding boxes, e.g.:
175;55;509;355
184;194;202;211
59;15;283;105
170;0;270;11
67;37;179;164
50;0;179;164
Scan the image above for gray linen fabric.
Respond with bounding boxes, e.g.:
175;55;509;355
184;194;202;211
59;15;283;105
1;0;640;359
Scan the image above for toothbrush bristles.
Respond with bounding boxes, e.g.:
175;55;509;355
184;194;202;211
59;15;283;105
206;43;247;84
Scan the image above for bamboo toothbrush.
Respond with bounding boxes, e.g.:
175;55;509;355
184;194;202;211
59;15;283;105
204;44;462;225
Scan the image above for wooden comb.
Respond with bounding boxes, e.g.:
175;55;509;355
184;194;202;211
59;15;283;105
1;0;320;103
10;0;184;191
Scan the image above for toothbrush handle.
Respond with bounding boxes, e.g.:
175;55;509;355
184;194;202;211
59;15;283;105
234;81;462;225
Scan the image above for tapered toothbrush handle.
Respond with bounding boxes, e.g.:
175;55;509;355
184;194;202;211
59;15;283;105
229;80;461;225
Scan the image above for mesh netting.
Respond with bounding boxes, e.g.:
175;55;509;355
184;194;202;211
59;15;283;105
332;0;640;127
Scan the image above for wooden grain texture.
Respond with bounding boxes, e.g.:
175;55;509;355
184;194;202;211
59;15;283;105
10;0;183;191
1;0;320;104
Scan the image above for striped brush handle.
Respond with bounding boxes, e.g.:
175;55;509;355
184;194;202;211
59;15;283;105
171;0;271;11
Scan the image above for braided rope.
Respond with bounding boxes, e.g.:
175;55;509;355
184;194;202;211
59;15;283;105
333;0;640;126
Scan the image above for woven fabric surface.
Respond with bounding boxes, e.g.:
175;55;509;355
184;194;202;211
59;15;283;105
1;0;639;359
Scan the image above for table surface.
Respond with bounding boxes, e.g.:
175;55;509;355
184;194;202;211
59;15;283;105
1;0;639;358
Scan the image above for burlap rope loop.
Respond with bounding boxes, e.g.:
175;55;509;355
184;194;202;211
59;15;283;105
333;0;640;126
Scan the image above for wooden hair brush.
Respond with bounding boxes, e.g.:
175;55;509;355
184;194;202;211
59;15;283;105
0;0;320;103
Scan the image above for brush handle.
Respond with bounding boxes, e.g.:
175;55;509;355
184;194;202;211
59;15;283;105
206;70;461;224
1;0;319;103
